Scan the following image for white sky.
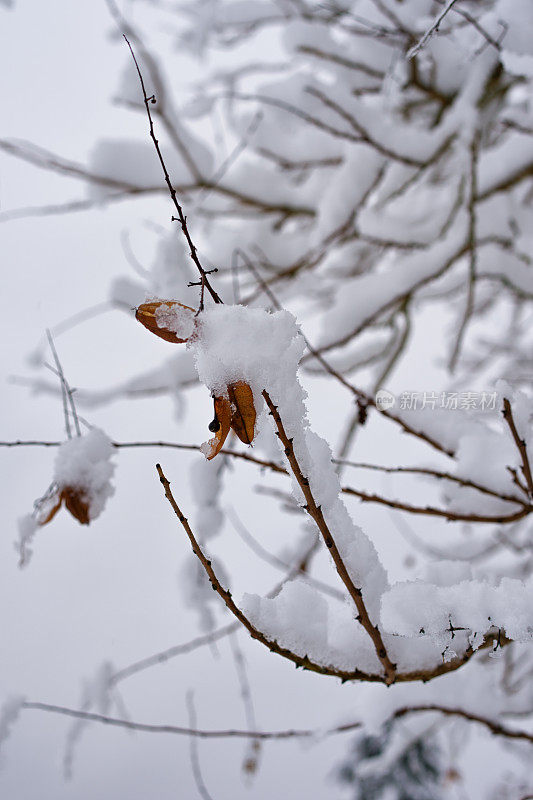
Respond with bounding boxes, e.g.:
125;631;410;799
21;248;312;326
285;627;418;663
0;2;526;799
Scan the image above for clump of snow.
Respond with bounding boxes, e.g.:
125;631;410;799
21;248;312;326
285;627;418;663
381;577;533;648
189;305;388;628
190;305;305;401
241;579;383;674
15;515;38;568
154;302;196;341
242;580;329;660
446;425;518;513
54;429;115;521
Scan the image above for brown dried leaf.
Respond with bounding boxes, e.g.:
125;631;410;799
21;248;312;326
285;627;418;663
61;487;90;525
203;396;231;460
228;381;256;445
37;493;63;526
136;300;195;344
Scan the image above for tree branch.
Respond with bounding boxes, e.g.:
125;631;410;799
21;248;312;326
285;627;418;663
21;701;361;740
502;398;533;500
124;36;222;309
393;704;533;744
261;390;397;685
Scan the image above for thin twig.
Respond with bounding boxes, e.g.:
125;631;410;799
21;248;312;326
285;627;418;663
393;705;533;744
407;0;459;59
341;486;530;524
108;0;203;182
502;398;533;500
229;634;261;778
45;330;81;437
123;36;222;309
336;460;525;505
110;623;239;685
449;133;479;372
25;699;532;745
186;692;215;800
21;701;361;740
434;0;503;53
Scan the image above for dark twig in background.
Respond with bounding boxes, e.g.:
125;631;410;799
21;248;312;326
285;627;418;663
186;691;215;800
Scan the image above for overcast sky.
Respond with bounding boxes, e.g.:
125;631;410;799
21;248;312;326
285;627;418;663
0;3;516;798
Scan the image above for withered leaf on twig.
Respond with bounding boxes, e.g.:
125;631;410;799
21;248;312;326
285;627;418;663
135;307;257;458
203;382;257;460
204;395;232;460
61;487;91;525
135;300;195;344
37;486;90;527
36;486;91;526
228;382;256;445
37;493;63;526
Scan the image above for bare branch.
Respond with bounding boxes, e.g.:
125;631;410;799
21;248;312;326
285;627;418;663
336;460;526;505
407;0;459;59
393;704;533;744
341;485;531;525
123;36;223;309
45;330;81;438
21;701;361;740
186;692;215;800
502;398;533;500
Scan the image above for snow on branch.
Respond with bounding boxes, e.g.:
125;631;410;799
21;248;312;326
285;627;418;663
381;577;533;651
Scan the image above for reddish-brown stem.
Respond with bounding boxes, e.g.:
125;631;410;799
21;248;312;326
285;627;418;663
5;439;528;524
338;461;526;505
341;486;531;524
261;390;397;685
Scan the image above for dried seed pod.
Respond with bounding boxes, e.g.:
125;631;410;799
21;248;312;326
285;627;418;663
228;382;256;445
61;487;90;525
202;396;231;460
136;300;195;344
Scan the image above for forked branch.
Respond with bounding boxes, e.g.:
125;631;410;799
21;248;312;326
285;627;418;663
502;398;533;500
